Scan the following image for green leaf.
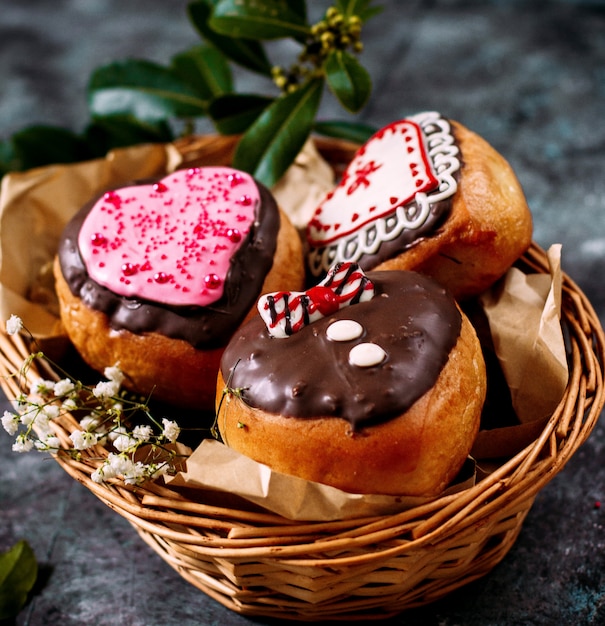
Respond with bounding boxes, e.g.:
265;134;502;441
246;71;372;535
0;540;38;620
11;125;91;170
233;78;324;187
172;45;233;100
209;0;309;40
336;0;383;22
84;115;174;157
0;140;18;177
324;50;372;113
287;0;307;21
88;59;206;122
314;119;376;144
188;1;272;75
208;93;274;135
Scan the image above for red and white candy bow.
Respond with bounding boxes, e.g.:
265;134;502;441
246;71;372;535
258;262;375;338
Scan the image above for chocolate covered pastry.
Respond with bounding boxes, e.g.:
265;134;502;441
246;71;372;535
217;263;486;496
54;166;304;409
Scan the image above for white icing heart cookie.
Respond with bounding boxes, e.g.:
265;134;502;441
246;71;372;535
307;111;460;276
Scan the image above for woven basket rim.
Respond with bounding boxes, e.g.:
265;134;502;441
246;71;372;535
1;135;603;620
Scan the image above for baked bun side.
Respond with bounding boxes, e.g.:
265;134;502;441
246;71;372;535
375;121;533;298
55;261;222;407
215;310;485;497
54;201;304;409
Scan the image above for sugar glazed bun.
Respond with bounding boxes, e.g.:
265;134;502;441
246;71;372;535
306;111;533;299
54;166;304;409
216;263;486;497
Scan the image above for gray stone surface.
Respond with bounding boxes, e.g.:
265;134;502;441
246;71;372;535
1;1;604;624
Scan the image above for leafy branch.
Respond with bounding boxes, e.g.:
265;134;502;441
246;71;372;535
0;0;381;186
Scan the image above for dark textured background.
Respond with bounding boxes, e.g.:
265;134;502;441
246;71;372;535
1;1;604;624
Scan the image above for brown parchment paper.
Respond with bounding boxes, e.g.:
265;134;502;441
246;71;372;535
165;438;476;521
0;140;570;522
480;244;568;424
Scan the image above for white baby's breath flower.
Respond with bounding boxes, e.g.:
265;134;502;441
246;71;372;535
2;410;19;436
12;434;34;453
107;452;132;476
70;430;99;450
54;378;75;397
93;380;120;400
122;461;147;485
79;414;100;431
132;424;153;442
42;404;60;420
113;433;137;452
33;412;52;437
161;418;180;443
35;434;60;450
62;398;78;412
6;314;23;336
103;364;125;385
108;426;126;441
19;407;39;427
148;463;170;480
29;377;54;396
91;468;105;484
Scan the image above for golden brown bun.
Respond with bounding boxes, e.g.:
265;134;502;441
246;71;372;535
54;208;304;409
215;308;486;497
374;121;533;299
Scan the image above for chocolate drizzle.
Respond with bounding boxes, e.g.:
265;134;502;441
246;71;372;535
221;271;462;429
57;176;280;349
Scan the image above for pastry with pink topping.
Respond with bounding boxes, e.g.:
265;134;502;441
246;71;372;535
54;166;303;409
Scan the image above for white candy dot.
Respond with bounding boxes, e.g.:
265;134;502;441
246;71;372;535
326;319;363;342
348;342;387;367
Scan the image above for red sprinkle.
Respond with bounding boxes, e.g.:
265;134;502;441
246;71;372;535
228;172;244;187
154;272;170;284
204;273;221;289
153;182;168;193
121;262;138;276
103;191;122;207
227;228;241;243
91;233;107;246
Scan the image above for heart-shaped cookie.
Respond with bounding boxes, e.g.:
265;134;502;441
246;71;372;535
78;167;258;307
306;111;461;276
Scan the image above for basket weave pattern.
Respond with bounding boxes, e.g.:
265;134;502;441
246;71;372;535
1;137;603;621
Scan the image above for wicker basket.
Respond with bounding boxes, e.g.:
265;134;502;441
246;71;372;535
1;136;604;622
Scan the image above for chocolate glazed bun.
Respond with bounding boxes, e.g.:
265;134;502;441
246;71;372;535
306;112;533;300
216;268;487;497
54;166;304;409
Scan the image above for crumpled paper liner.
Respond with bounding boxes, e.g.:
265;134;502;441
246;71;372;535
470;244;569;460
165;438;477;521
480;244;568;424
0;139;569;521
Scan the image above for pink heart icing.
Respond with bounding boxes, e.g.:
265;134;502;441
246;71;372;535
307;119;439;246
78;167;258;307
